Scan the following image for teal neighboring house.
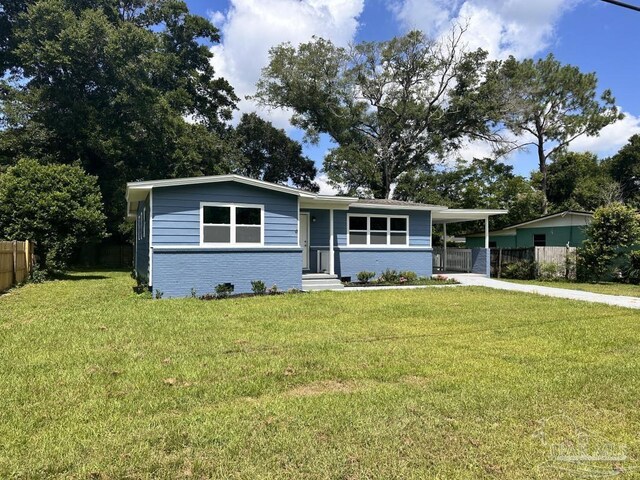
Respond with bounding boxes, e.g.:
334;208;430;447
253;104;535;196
465;211;593;248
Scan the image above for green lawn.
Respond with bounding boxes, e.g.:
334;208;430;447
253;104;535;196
1;271;639;479
504;279;640;297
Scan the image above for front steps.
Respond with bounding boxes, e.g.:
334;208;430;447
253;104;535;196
302;273;345;291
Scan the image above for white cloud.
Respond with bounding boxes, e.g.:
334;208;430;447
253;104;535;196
315;173;340;195
570;110;640;157
390;0;581;59
210;0;364;128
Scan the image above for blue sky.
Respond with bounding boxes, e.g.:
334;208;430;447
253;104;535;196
186;0;640;188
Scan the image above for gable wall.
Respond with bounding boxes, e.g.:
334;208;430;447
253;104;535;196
151;181;299;246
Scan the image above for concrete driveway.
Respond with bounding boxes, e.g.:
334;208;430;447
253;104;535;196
442;274;640;310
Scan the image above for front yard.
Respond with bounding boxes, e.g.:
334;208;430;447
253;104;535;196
1;271;639;478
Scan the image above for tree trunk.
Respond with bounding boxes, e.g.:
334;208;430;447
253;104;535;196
536;125;548;214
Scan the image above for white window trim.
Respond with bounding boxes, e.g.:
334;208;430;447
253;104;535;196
346;213;410;247
200;202;265;247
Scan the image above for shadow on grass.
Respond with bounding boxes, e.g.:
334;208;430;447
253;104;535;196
54;273;111;281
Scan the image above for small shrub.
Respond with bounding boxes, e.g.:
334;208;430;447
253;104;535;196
379;268;400;283
536;262;561;281
155;289;163;299
622;250;640;285
29;264;47;284
251;280;267;295
269;284;279;294
356;271;376;283
190;288;197;298
502;260;535;280
215;283;234;298
399;271;418;283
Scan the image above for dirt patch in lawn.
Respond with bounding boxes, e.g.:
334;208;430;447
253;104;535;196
285;379;371;397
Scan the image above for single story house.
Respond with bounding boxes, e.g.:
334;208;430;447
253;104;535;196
465;210;593;249
126;174;505;297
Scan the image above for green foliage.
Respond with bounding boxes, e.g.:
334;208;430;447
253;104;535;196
28;263;47;284
399;271;418;283
379;269;401;283
0;0;238;238
0;159;106;272
546;152;620;211
154;289;163;299
579;203;640;281
489;54;622;210
606;134;640;206
215;283;234;298
254;28;503;198
235;113;318;191
395;158;544;234
502;261;536;280
536;262;561;281
622;250;640;285
251;280;267;295
356;271;376;284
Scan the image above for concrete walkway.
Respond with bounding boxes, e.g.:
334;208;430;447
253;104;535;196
442;274;640;310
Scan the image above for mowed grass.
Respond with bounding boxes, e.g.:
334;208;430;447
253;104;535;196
505;279;640;297
1;272;639;479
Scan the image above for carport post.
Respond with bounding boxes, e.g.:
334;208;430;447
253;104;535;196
484;216;490;276
443;222;447;272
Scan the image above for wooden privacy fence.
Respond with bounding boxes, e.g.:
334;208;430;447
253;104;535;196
433;247;472;272
491;246;577;278
0;240;35;292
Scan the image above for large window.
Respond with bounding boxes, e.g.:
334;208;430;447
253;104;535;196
201;203;263;245
348;214;408;246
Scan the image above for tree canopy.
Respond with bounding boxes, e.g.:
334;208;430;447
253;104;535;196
254;28;504;198
394;158;544;233
489;54;622;212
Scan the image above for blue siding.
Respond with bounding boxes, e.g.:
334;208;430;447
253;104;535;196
135;194;150;282
471;248;490;276
153;248;302;298
302;206;433;275
335;248;433;279
152;182;299;246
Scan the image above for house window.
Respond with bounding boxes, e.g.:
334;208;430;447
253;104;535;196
533;234;546;247
201;203;263;245
347;214;409;246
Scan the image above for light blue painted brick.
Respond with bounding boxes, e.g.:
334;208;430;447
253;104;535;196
152;249;302;298
471;248;490;275
152;182;299;246
335;248;433;280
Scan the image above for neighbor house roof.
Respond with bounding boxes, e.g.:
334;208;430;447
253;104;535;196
126;174;507;221
466;210;593;237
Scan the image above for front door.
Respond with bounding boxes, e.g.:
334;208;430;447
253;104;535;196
300;213;310;270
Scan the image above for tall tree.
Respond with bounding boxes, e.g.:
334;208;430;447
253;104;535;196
253;28;504;198
606;134;640;206
234;113;318;191
490;54;622;212
0;0;238;237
